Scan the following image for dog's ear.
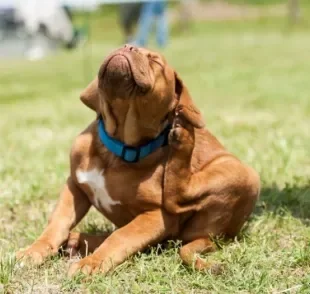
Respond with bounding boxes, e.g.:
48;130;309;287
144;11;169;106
174;72;205;129
81;77;117;135
80;77;100;112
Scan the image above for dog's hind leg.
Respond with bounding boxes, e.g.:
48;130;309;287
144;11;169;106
164;115;260;215
164;116;227;214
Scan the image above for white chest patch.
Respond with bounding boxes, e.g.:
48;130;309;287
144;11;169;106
76;168;121;213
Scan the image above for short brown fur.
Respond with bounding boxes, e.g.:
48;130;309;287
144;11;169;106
17;45;260;276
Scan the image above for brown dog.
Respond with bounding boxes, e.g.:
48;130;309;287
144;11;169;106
17;45;260;276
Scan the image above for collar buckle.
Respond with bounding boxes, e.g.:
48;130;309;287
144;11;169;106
121;145;141;163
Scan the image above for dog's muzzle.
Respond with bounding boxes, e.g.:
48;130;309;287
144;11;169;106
104;55;133;85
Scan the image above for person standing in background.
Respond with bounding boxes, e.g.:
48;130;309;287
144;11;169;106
119;2;142;44
134;0;168;48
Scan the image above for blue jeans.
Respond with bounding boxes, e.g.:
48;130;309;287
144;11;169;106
134;1;168;47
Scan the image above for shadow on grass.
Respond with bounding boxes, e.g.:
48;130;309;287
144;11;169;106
255;182;310;223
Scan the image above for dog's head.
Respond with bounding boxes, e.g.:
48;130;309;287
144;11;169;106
80;45;204;146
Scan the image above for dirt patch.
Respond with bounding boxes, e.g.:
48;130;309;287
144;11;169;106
170;0;286;22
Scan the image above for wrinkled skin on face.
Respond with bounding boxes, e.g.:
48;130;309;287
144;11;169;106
80;45;204;146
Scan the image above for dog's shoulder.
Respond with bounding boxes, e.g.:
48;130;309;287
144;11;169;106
70;120;98;170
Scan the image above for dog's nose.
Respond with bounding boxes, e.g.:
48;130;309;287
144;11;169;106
124;44;137;52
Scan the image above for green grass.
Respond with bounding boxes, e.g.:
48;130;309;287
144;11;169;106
1;8;310;294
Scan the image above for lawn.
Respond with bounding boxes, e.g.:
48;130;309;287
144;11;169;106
1;6;310;294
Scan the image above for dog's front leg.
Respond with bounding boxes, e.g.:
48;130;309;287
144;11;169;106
16;177;91;264
68;210;174;276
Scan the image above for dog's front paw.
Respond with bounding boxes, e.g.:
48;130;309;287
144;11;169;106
68;255;106;277
16;240;56;265
169;116;194;153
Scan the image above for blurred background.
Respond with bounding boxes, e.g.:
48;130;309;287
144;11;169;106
0;0;307;61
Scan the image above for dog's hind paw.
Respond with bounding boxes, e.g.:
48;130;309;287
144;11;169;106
169;116;194;154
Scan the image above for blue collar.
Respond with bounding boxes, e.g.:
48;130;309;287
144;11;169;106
98;117;171;163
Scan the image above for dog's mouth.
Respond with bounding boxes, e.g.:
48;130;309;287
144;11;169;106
99;48;153;96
